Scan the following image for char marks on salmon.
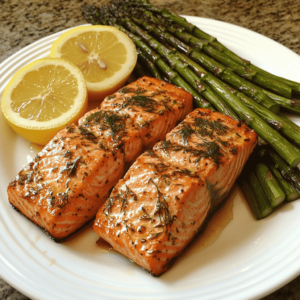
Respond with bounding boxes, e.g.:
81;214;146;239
7;77;193;241
93;108;257;276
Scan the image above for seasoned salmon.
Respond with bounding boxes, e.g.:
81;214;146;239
99;77;193;150
8;125;125;241
93;108;257;276
7;77;193;241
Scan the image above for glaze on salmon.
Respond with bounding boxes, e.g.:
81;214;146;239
93;108;257;276
7;77;193;241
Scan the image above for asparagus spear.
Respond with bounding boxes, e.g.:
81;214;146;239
240;173;273;220
278;113;300;132
255;163;285;207
221;84;300;147
268;148;300;192
136;48;162;79
121;0;300;96
81;4;213;110
262;89;300;115
268;163;300;202
131;15;279;113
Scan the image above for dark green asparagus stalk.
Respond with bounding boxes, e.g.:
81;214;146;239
268;148;300;193
221;84;300;147
132;8;300;114
262;89;300;115
268;163;300;202
120;0;300;96
136;48;162;79
131;15;279;113
255;163;285;207
81;4;213;110
240;172;273;220
137;10;292;99
113;13;300;167
278;113;300;132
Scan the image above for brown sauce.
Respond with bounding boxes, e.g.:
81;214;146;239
182;185;236;257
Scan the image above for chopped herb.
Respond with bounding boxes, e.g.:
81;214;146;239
78;126;97;140
177;124;195;144
149;178;173;227
63;150;72;158
67;127;75;133
103;197;115;216
194;117;229;137
86;111;127;142
145;150;158;158
147;232;163;240
122;95;160;113
147;162;169;173
160;140;222;167
61;156;81;177
229;146;238;155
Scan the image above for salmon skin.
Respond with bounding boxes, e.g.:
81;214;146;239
7;77;193;242
93;108;257;276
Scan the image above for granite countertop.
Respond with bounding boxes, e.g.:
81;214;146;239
1;0;300;299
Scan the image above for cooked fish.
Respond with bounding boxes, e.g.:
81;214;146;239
7;77;193;241
93;108;257;276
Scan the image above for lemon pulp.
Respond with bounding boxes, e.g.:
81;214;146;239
11;65;79;122
60;31;127;83
50;26;137;101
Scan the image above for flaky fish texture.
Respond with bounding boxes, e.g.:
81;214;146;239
93;108;257;276
7;77;193;242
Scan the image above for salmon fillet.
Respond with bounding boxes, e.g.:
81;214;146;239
93;108;257;276
8;125;125;241
7;77;193;241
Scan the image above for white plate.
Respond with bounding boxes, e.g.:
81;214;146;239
1;16;300;300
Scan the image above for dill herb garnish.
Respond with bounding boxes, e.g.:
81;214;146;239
177;124;195;144
229;146;238;155
119;86;135;94
147;162;169;173
67;127;75;133
122;95;160;113
103;197;115;216
194;118;229;138
100;113;126;140
160;140;222;167
78;126;97;140
145;150;158;158
61;155;81;177
86;111;128;142
148;178;172;227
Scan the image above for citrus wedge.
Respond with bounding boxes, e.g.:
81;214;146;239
1;58;88;145
50;25;137;101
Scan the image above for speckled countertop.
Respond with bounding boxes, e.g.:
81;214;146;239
1;0;300;299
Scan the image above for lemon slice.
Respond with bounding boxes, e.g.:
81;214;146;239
50;25;137;101
1;58;88;145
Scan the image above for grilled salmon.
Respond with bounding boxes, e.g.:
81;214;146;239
7;77;193;241
93;108;257;276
